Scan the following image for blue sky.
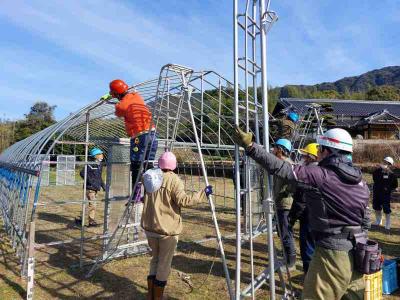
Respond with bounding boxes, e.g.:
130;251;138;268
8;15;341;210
0;0;399;120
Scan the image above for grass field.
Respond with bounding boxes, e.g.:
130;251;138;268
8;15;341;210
1;174;400;299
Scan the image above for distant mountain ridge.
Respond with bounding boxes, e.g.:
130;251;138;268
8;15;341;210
282;66;400;93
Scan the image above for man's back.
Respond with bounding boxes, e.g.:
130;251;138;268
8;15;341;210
115;92;153;137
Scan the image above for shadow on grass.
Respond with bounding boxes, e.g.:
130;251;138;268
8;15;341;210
37;212;73;225
0;273;25;298
0;233;26;298
32;243;148;300
0;235;21;278
175;239;293;290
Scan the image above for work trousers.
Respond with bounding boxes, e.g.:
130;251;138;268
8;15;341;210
299;216;315;273
302;246;364;300
146;233;179;282
277;209;296;260
372;193;392;214
87;190;96;222
130;131;158;189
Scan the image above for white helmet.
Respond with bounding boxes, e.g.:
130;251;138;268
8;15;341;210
383;156;394;166
317;128;353;153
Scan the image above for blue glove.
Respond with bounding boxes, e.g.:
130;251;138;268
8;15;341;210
204;185;213;196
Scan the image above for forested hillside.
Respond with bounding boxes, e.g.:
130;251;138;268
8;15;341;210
268;66;400;110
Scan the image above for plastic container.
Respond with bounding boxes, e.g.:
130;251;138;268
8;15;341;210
382;259;398;294
364;270;382;300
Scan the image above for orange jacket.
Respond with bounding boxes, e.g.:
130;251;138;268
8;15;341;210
115;92;154;137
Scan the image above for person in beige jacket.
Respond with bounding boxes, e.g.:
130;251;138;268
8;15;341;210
141;151;212;300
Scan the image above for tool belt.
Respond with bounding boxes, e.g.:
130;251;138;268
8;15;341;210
343;227;383;275
314;226;383;274
354;239;383;274
313;226;363;241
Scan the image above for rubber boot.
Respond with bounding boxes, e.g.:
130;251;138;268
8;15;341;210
385;213;391;230
374;210;382;226
154;280;166;300
147;275;155;300
153;286;165;300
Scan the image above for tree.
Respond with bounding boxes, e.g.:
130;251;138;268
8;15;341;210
365;85;400;101
0;119;15;153
279;85;302;98
14;101;57;142
26;102;56;122
312;89;340;99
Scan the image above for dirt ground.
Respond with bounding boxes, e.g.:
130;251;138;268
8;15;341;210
1;175;400;299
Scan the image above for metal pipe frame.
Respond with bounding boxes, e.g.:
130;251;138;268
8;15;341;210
258;1;276;299
0;60;295;299
234;0;281;299
186;85;234;299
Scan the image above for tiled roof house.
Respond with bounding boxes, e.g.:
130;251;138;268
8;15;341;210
273;98;400;139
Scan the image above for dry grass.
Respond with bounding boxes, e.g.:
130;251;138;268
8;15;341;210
1;174;400;299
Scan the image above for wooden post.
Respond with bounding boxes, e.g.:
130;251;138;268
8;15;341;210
26;221;35;300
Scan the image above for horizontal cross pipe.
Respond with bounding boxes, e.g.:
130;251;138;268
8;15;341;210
0;161;39;176
55;141;95;145
35;199;105;206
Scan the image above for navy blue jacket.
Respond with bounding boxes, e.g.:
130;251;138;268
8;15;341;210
372;166;397;198
80;163;105;192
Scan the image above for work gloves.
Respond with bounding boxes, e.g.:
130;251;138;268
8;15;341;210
100;93;112;101
232;126;253;149
204;185;213;197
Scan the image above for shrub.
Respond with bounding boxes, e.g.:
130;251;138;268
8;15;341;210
353;142;400;164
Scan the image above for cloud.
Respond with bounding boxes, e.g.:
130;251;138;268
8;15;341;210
0;0;399;122
0;0;233;120
324;47;363;76
0;1;231;80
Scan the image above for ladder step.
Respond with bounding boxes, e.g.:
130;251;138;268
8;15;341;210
238;106;260;113
240;189;248;195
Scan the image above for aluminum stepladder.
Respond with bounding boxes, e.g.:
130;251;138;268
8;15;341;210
156;64;234;299
87;64;234;299
290;103;324;163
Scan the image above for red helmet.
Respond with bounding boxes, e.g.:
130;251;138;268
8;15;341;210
109;79;129;96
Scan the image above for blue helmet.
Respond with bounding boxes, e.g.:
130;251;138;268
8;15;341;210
275;138;292;153
287;111;299;123
89;147;103;157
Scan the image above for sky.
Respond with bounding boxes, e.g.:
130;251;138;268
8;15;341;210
0;0;399;120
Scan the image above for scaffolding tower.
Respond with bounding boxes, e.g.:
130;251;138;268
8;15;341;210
234;1;294;299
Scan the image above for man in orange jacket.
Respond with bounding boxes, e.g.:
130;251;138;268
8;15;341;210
109;79;158;188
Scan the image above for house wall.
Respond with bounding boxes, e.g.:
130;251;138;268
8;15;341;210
360;124;399;139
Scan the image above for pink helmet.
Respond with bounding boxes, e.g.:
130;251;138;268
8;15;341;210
158;151;177;170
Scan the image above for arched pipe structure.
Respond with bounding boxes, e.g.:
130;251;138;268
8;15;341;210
0;64;268;299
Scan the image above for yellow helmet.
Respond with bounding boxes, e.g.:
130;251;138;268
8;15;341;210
299;143;319;158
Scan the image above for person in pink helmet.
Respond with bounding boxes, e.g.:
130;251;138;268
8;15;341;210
141;151;212;299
